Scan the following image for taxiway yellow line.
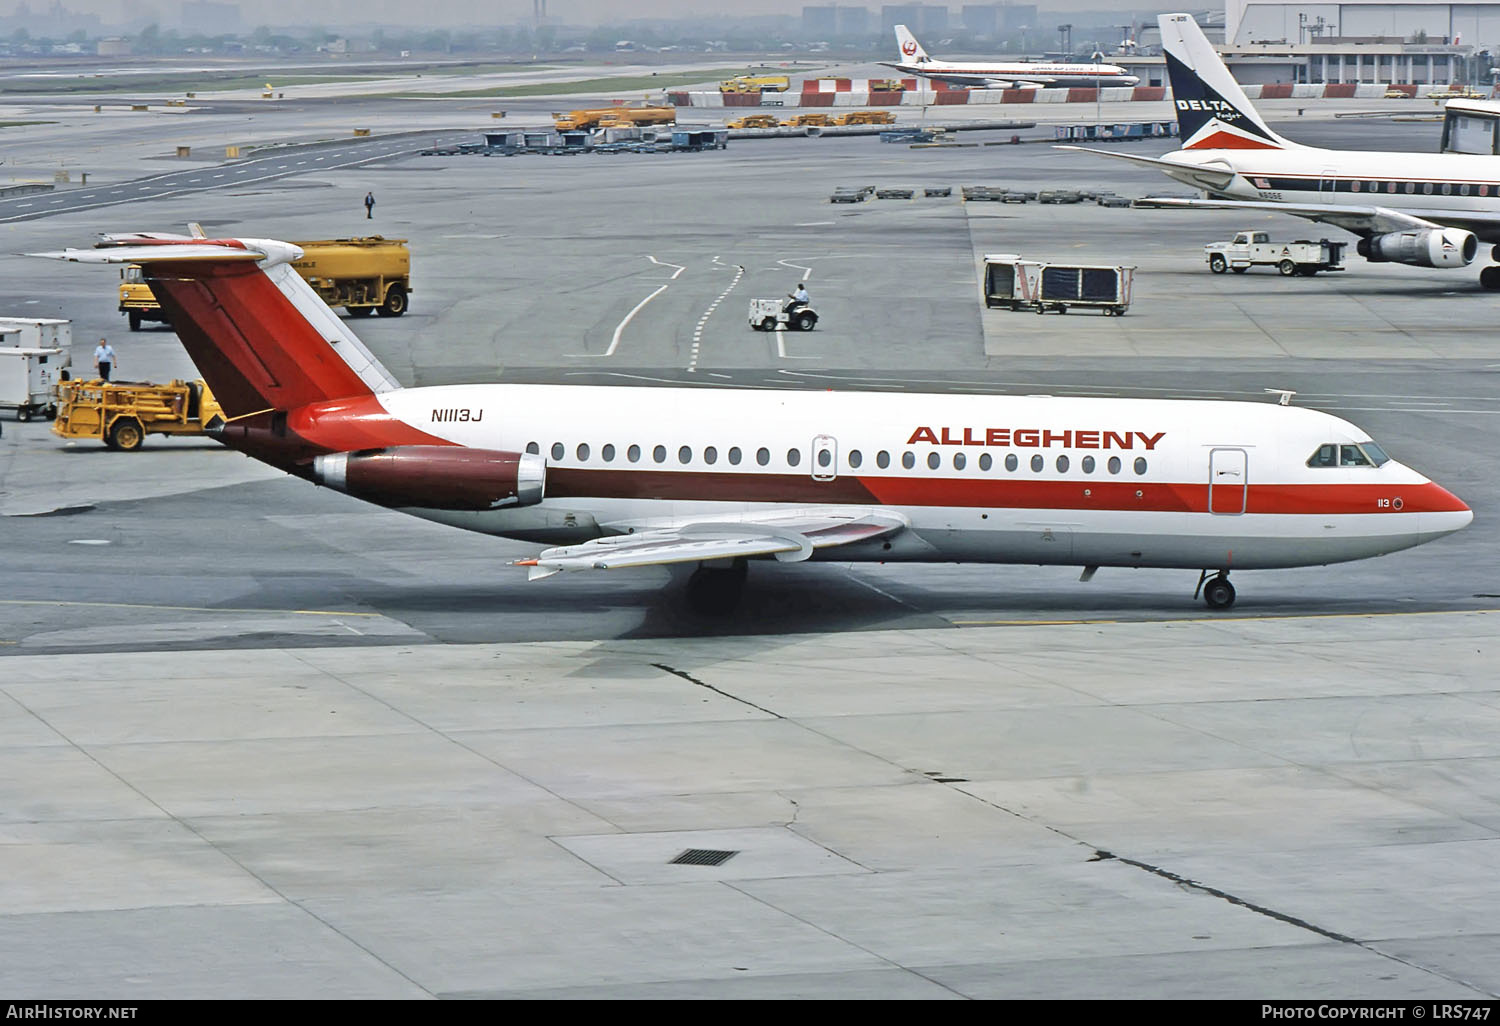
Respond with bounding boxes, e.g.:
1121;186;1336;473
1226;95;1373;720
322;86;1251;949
0;599;383;618
953;608;1499;627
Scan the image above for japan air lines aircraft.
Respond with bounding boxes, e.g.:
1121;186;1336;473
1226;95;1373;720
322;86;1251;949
883;25;1139;89
40;232;1471;612
1063;12;1500;288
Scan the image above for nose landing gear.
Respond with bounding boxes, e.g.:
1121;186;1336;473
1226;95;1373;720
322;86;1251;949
1194;570;1236;610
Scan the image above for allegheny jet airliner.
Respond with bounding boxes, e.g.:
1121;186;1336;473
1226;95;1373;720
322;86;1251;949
883;25;1139;90
1063;12;1500;288
38;232;1470;611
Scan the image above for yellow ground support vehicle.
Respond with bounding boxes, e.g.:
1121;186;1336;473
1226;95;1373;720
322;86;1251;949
555;106;676;130
721;75;789;93
118;236;410;329
782;112;833;127
867;79;906;92
834;110;896;125
726;113;781;129
52;378;222;451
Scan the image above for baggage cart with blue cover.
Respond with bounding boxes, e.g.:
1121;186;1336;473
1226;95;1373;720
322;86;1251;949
982;254;1135;316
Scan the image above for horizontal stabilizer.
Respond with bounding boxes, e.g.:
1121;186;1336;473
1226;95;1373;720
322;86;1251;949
32;243;269;264
1053;145;1238;191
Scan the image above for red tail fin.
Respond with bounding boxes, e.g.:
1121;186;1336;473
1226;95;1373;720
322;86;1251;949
37;236;401;418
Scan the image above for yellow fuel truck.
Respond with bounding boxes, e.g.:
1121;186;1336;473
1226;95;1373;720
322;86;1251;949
117;236;411;329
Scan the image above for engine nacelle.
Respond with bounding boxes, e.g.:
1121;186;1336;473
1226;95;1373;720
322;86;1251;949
311;446;545;511
1356;228;1478;268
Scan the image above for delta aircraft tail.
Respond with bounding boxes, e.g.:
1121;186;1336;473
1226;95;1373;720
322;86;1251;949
894;25;931;64
1159;12;1297;150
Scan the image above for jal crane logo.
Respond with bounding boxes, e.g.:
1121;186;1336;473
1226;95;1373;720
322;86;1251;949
901;39;918;56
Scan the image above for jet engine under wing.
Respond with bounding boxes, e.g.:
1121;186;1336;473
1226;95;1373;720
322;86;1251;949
1127;196;1499;238
516;508;910;579
1053;145;1237;191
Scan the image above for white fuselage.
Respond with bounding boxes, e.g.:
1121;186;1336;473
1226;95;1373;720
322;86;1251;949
353;384;1469;571
1162;145;1500;239
887;59;1139;88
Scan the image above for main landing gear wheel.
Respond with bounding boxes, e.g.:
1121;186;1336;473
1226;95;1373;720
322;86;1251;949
686;559;748;616
1278;259;1297;277
1480;266;1500;291
1198;572;1236;611
1208;254;1227;274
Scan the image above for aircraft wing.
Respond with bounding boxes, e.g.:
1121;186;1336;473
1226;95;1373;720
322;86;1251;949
1128;196;1500;238
516;508;909;579
32;243;266;263
1054;145;1238;191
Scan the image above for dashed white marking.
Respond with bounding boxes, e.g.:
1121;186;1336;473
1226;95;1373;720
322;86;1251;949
688;264;744;373
68;539;111;546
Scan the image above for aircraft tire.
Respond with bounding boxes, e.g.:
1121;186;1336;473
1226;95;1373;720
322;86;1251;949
1202;576;1236;610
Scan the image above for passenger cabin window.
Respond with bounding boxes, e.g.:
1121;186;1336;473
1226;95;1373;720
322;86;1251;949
602;444;616;462
728;447;742;465
877;450;890;469
756;447;770;466
902;452;915;469
526;441;540;455
848;450;862;469
653;445;667;463
927;452;940;470
551;442;565;460
978;453;992;471
628;444;641;463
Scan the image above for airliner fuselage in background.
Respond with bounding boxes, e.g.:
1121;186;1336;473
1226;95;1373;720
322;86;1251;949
883;24;1139;89
38;233;1470;612
1062;12;1500;287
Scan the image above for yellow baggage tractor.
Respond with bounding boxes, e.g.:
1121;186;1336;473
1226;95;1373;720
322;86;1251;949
52;378;221;451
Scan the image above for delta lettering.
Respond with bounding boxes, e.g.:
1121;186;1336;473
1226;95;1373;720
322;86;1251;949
906;427;1166;449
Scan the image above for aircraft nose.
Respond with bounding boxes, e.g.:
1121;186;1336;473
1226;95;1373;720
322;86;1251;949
1418;482;1473;539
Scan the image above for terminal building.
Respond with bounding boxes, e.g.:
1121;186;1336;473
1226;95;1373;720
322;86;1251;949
1117;2;1486;87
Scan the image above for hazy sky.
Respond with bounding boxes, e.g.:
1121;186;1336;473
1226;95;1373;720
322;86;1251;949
28;2;1138;29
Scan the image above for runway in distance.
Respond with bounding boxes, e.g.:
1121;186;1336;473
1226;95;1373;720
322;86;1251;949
39;232;1471;612
883;25;1140;89
1063;12;1500;287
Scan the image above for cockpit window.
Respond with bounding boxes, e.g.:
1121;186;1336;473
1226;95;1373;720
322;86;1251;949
1340;444;1371;467
1307;442;1388;468
1306;443;1337;468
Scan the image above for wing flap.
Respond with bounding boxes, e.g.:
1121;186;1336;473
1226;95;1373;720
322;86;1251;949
517;509;909;579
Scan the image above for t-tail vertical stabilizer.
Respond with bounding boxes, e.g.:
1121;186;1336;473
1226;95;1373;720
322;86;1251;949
1159;12;1296;151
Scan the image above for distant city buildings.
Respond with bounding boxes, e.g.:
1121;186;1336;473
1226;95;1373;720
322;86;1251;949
802;4;1035;40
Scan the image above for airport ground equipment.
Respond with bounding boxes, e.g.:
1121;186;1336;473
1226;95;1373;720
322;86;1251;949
0;317;71;350
834;110;896;126
0;344;70;421
726;113;780;129
982;253;1134;316
555;106;676;131
876;187;915;199
120;237;411;329
721;75;789;93
782;113;833;128
748;298;818;332
1205;231;1346;276
51;378;221;451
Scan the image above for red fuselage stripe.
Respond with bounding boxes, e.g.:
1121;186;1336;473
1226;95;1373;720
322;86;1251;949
540;468;1467;515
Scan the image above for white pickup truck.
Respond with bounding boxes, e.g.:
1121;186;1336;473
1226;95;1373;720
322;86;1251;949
1205;231;1347;276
